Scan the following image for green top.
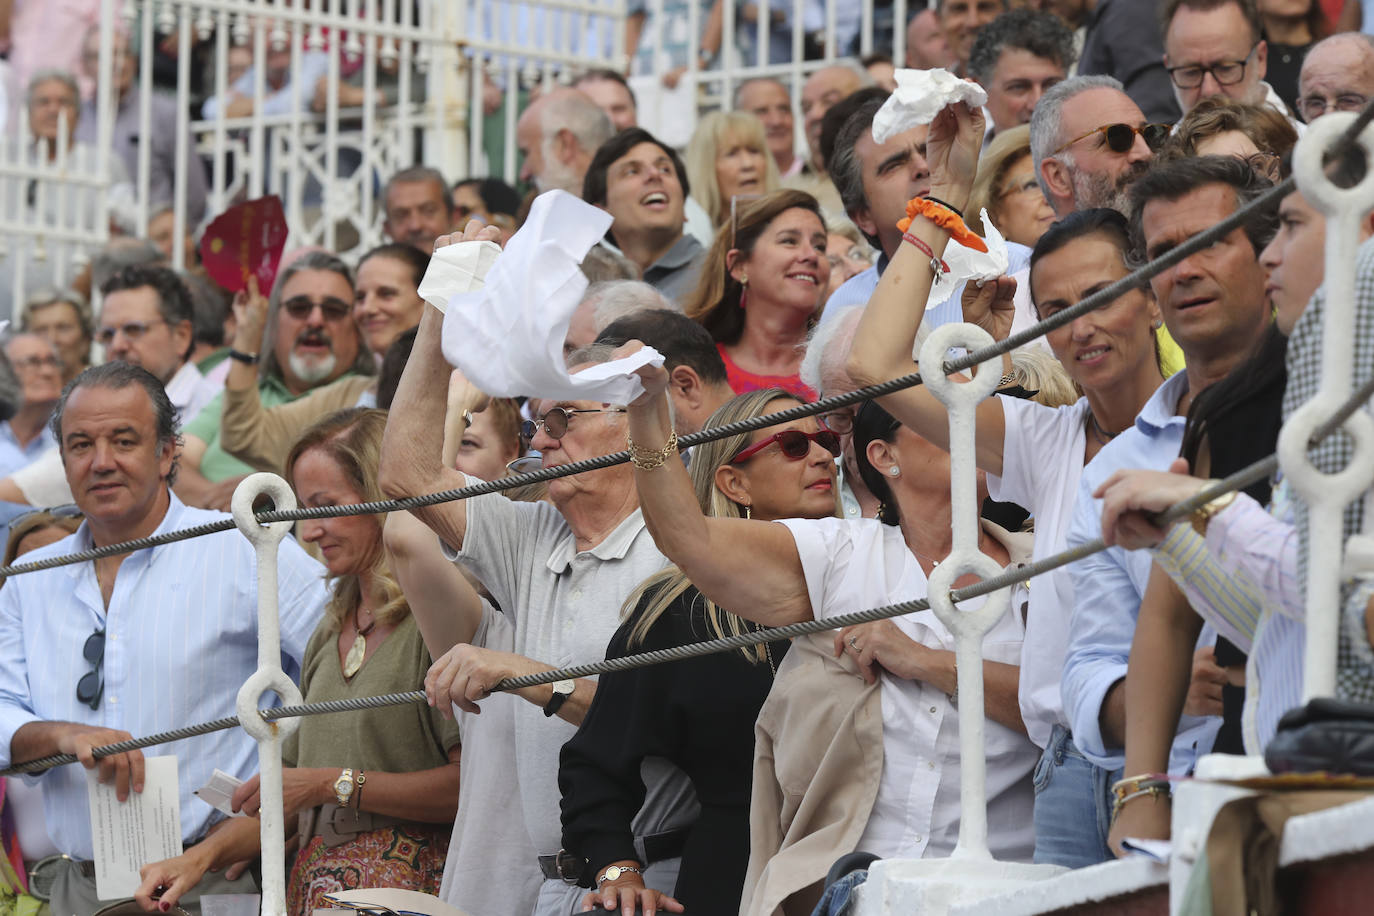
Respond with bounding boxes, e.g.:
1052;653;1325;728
284;612;461;771
184;376;298;481
195;347;231;375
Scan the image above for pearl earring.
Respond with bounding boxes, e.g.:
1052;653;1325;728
889;467;900;477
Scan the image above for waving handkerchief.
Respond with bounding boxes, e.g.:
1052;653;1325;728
872;68;988;143
429;189;664;404
924;208;1010;312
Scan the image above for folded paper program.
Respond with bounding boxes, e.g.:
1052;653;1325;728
924;208;1010;312
422;189;666;404
872;68;989;143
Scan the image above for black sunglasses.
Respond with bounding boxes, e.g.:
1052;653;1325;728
520;406;626;441
76;627;105;710
282;296;352;321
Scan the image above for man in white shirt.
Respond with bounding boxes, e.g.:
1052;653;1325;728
98;265;217;422
0;362;326;916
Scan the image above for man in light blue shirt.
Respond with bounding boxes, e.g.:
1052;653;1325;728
0;334;59;478
1063;155;1276;854
819;90;1032;325
0;363;327;915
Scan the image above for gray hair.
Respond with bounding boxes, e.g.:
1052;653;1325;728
968;9;1077;86
382;165;453;216
829;93;891;246
26;68;79;109
583;280;674;332
90;238;165;292
259;251;374;384
541;90;615;156
733;77;789;110
799;305;864;397
1030;74;1125;199
21;287;92;339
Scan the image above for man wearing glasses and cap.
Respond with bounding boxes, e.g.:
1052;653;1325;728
0;362;326;916
1161;0;1298;127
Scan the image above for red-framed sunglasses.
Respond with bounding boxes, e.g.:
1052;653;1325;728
731;428;841;464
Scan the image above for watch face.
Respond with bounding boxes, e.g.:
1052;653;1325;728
604;866;623;881
334;777;352;795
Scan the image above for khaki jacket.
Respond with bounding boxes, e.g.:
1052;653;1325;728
740;632;883;916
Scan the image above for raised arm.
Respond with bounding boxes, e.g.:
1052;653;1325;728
845;101;1011;475
384;510;487;654
378;225;500;549
623;353;812;626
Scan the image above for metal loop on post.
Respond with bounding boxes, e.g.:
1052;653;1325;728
231;473;303;916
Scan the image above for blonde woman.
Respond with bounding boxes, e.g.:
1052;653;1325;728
685;111;781;228
965;125;1056;249
135;409;461;916
559;389;840;916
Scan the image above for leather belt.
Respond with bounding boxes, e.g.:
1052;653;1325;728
539;827;690;884
299;803;410;848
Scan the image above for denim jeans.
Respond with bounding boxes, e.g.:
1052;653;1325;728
1032;724;1122;868
810;869;869;916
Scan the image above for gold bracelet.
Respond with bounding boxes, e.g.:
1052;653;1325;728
627;429;678;470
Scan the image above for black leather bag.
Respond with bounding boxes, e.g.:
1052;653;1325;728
1264;697;1374;776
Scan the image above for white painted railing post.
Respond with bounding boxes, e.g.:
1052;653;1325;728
1277;111;1374;701
231;474;305;916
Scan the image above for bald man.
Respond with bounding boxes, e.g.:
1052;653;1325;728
1296;31;1374;124
515;87;615;194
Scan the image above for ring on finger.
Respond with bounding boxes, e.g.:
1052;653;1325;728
848;636;860;651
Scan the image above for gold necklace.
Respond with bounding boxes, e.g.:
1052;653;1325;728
343;607;377;678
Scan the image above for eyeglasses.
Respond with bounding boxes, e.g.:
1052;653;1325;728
998;175;1043;199
7;503;82;534
96;318;165;346
11;354;62;371
76;627;105;710
282;296;352;321
1052;122;1172;157
520;406;627;441
1166;44;1259;90
731;428;841;464
819;409;854;436
1297;93;1368;122
1243;151;1281;181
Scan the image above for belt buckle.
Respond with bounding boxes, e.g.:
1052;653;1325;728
553;848;584;885
27;854;74;901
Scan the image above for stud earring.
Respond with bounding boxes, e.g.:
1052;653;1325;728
889;467;900;477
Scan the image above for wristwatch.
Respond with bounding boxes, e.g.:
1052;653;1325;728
597;864;643;887
333;767;356;807
543;679;574;717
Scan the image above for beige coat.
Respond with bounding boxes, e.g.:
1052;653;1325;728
740;632;884;916
220;373;375;474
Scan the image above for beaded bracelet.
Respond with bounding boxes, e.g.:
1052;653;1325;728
902;231;950;283
627;429;679;470
897;197;989;253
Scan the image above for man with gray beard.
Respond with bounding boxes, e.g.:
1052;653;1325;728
175;251;373;510
1030;74;1170;218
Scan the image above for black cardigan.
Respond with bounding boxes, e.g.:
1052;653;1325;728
559;586;787;913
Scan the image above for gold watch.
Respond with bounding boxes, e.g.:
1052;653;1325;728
1191;489;1237;535
332;768;356;807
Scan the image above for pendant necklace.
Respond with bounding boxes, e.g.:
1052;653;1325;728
343;606;376;678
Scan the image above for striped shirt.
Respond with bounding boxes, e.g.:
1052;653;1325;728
1152;490;1303;751
0;493;328;860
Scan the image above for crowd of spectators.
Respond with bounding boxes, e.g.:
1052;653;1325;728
3;1;1374;915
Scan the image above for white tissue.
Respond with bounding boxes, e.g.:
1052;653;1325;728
872;68;988;143
924;208;1010;312
418;240;503;314
433;189;666;404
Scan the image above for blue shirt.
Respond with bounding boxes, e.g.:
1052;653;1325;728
0;420;53;480
0;493;328;859
1062;371;1222;772
819;241;1033;329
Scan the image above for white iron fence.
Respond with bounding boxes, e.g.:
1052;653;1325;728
0;0;911;316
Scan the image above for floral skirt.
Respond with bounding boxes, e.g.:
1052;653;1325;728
286;825;449;916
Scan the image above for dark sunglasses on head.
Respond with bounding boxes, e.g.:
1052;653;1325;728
76;627;105;710
282;296;352;321
1053;122;1172;156
731;428;841;464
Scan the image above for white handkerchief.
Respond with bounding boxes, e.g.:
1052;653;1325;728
872;68;988;143
435;189;665;404
418;241;503;314
925;208;1010;312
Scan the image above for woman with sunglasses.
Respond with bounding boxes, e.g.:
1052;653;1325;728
135;409;462;916
560;388;839;916
846;100;1168;867
618;341;1035;900
683;189;831;402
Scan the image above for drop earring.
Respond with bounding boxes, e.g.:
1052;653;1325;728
744;503;752;519
739;276;749;310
